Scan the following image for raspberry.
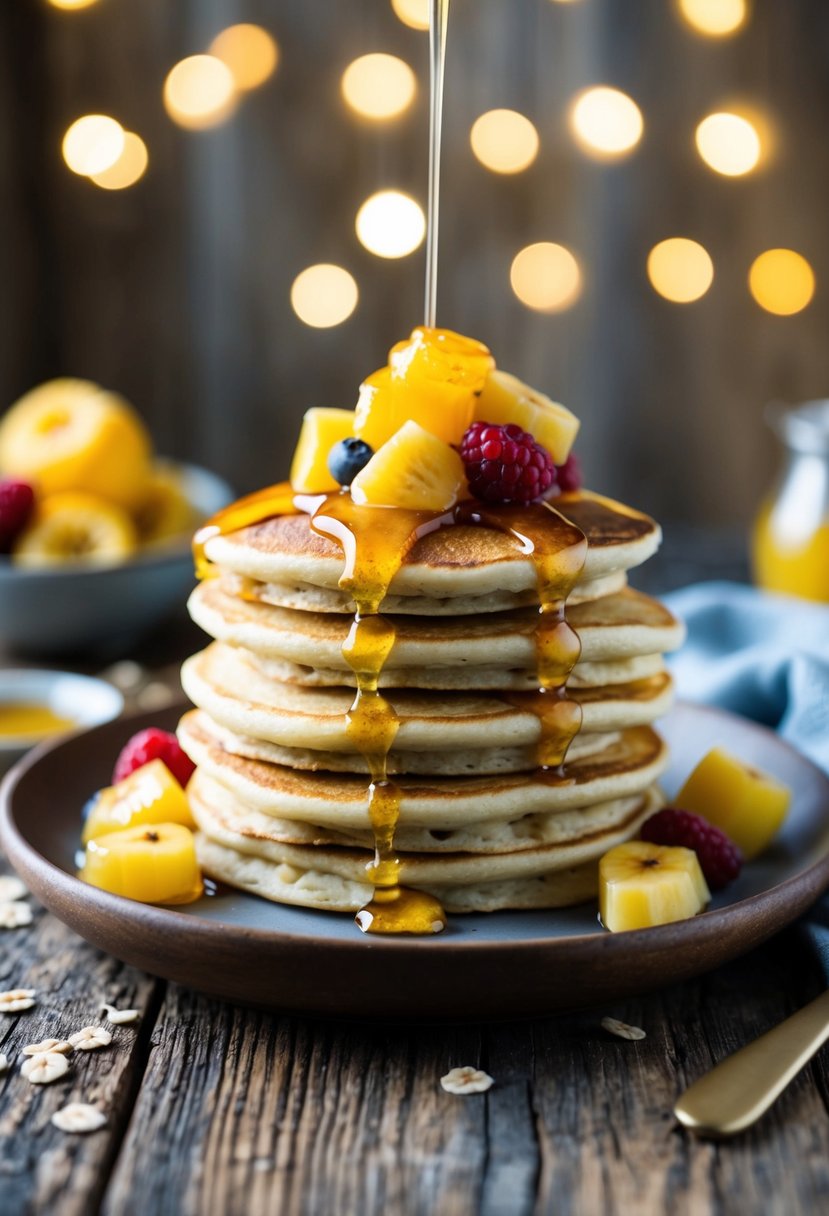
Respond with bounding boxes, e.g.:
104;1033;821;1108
0;479;35;553
459;421;555;505
640;808;742;891
113;728;195;789
555;453;583;493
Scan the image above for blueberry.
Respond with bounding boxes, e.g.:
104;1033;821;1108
81;792;101;824
327;438;374;487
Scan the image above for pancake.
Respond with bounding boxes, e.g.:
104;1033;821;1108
195;835;601;913
178;712;668;829
181;644;674;756
203;491;660;608
183;708;620;776
191;769;662;854
188;581;685;672
191;777;655;885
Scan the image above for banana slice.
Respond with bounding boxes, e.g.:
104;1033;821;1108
13;492;138;568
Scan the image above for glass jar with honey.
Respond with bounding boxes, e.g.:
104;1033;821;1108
752;401;829;602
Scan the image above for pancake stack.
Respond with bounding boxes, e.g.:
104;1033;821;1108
179;489;685;923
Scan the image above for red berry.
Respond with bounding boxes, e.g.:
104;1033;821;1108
459;421;556;505
113;728;195;788
640;808;742;891
0;479;35;553
556;453;583;493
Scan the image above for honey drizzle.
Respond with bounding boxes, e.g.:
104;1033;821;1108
193;481;298;580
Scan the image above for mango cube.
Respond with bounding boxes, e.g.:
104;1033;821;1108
474;370;580;464
600;841;710;932
80;821;202;904
82;759;194;845
350;420;464;511
676;748;791;860
290;408;356;493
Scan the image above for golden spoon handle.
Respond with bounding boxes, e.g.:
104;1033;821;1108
675;987;829;1136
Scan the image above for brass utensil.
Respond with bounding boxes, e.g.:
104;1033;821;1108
675;988;829;1136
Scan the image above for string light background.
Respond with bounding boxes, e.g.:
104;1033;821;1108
2;0;827;535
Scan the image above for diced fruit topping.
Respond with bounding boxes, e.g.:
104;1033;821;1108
460;421;555;505
80;821;202;904
82;758;195;844
327;437;374;487
290;407;356;493
0;378;151;509
350;420;464;511
12;493;138;568
676;748;791;860
0;478;35;553
640;808;742;891
113;727;196;787
599;840;710;932
474;370;579;464
354;327;495;449
555;452;583;494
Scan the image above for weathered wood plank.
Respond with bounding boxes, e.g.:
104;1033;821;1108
0;865;161;1216
101;935;829;1216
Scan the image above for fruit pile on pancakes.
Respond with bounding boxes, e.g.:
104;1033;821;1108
179;328;685;930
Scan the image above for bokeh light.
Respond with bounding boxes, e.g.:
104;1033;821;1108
676;0;747;37
163;55;237;130
47;0;100;8
291;264;359;328
510;243;582;312
749;250;815;316
647;238;714;303
209;24;279;91
355;191;426;258
569;87;643;159
341;54;416;121
695;112;761;176
62;115;125;177
390;0;430;30
90;132;148;191
470;109;540;174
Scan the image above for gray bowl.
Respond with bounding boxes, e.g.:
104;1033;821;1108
0;463;233;657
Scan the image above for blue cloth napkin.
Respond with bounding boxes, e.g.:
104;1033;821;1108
663;581;829;973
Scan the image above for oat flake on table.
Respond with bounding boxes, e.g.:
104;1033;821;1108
0;876;27;902
440;1066;495;1095
21;1052;69;1085
22;1038;73;1057
101;1003;140;1025
601;1016;647;1041
0;989;36;1013
52;1103;107;1134
69;1026;112;1051
0;902;33;929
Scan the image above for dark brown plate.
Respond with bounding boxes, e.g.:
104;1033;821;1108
2;702;828;1019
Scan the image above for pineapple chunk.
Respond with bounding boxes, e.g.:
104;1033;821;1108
290;408;356;493
354;327;494;448
676;748;791;860
80;822;202;905
474;370;580;464
600;841;710;932
350;420;464;511
82;759;194;844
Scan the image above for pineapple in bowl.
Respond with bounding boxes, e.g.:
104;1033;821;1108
0;379;231;655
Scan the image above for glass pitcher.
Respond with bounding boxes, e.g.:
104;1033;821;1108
752;400;829;602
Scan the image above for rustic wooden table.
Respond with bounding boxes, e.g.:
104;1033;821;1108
3;567;829;1216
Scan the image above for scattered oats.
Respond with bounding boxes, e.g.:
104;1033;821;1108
69;1026;112;1051
0;989;36;1013
0;876;27;902
136;681;174;711
601;1016;646;1042
440;1066;494;1095
101;1003;140;1025
52;1103;107;1134
0;902;33;929
100;660;145;693
22;1039;73;1057
21;1052;69;1085
0;1054;8;1074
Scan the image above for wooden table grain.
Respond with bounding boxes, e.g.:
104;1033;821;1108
2;593;829;1216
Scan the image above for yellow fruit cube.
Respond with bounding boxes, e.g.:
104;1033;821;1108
676;748;791;860
600;840;710;932
80;821;202;904
82;759;194;844
13;492;138;569
290;407;356;493
350;420;464;510
0;378;151;509
474;370;580;464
